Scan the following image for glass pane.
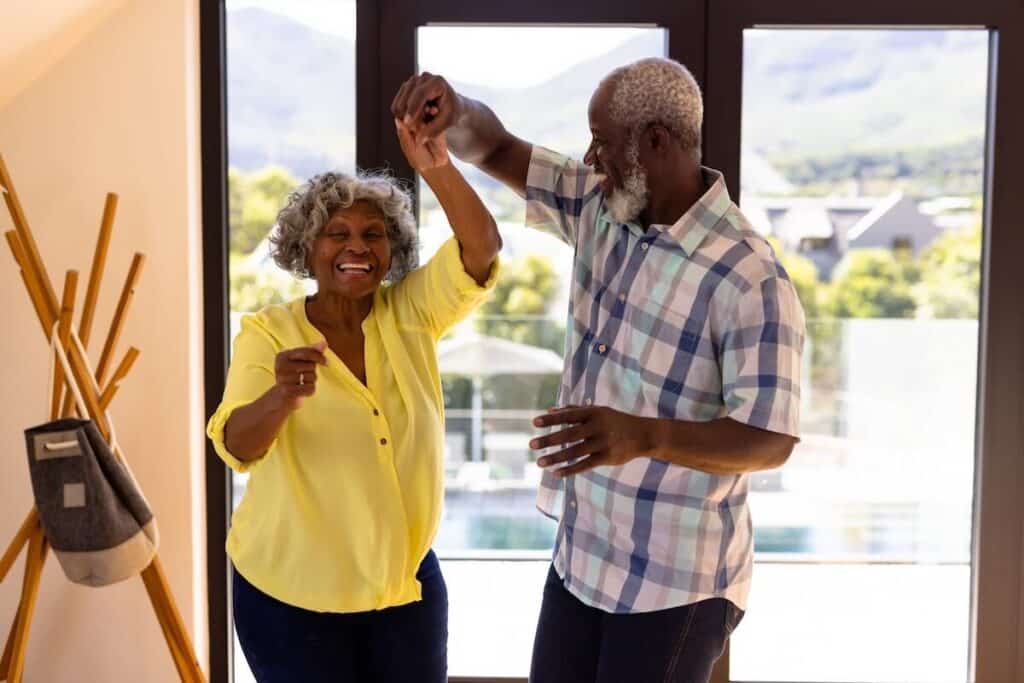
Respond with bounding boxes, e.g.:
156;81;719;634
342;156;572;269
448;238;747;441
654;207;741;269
417;25;666;678
731;28;988;682
224;2;356;682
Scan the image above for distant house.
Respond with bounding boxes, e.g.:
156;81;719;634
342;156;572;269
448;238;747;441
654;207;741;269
743;191;943;280
741;151;796;197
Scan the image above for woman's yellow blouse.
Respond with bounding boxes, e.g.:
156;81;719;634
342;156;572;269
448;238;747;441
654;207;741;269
207;237;498;613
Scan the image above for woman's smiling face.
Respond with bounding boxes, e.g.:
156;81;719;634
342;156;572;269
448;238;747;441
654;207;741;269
308;200;393;300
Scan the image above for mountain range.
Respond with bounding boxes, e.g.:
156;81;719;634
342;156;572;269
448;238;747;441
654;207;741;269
227;8;989;179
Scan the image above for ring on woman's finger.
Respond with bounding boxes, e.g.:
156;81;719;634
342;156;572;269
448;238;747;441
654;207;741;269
298;372;305;386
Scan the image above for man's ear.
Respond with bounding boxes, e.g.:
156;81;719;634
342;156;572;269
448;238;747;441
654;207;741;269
645;124;672;154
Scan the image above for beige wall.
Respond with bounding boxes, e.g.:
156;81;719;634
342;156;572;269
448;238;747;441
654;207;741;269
0;0;130;110
0;1;206;681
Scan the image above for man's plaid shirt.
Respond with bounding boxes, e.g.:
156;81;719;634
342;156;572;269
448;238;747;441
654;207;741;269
526;145;805;613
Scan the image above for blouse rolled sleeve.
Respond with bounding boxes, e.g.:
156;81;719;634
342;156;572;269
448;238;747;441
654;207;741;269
206;314;280;473
399;236;499;338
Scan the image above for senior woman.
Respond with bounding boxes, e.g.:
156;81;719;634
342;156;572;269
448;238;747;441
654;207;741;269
206;120;500;682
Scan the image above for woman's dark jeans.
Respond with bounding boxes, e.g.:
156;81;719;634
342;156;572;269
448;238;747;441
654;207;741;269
530;565;743;683
233;550;447;683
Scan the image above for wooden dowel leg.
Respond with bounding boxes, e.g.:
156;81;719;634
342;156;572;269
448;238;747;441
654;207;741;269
61;194;117;417
95;253;144;386
5;232;54;341
0;603;21;679
108;347;140;388
4;201;113;436
143;582;190;682
141;559;205;682
98;385;120;412
97;347;140;411
6;231;112;439
0;155;58;316
51;271;79;420
0;509;38;584
142;577;201;683
7;527;47;683
79;193;117;348
0;528;44;683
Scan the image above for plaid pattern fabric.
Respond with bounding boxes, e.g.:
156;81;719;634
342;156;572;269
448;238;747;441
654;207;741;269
526;146;805;613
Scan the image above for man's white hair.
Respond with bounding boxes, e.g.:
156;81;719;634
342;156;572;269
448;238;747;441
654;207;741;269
602;57;703;162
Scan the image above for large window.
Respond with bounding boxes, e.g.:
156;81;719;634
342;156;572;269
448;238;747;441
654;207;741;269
729;28;988;682
202;2;1024;682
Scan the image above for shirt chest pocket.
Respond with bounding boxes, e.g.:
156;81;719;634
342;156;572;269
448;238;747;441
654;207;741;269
623;296;722;416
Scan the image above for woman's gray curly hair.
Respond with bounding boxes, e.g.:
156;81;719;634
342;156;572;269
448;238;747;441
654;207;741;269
269;171;419;282
601;57;704;163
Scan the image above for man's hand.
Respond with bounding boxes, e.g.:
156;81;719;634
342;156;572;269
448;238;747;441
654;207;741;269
529;405;653;477
391;72;462;144
395;118;449;172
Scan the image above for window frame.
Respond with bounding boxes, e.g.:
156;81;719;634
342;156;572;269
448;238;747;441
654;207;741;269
361;0;705;190
199;1;230;680
200;0;1024;681
705;4;1024;680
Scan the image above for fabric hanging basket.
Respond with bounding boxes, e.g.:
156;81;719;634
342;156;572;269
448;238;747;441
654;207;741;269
23;326;158;587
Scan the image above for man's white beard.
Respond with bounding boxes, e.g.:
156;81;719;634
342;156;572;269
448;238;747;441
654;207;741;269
606;164;649;224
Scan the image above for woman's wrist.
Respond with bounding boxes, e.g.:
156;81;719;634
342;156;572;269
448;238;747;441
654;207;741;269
265;384;299;415
419;160;455;186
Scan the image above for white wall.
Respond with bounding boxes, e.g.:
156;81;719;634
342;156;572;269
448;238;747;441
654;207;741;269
0;1;205;680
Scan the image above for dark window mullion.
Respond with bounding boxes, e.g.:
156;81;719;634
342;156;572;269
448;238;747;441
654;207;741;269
199;0;231;681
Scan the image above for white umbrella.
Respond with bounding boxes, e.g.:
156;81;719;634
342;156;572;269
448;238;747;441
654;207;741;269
438;333;564;463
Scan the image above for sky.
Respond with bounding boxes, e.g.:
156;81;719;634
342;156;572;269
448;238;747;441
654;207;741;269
228;0;661;88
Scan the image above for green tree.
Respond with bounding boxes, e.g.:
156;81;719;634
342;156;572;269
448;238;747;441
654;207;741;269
469;253;564;411
229;261;306;313
249;165;298;201
476;253;564;354
228;167;245;243
768;238;822;320
228;165;300;256
824;248;920;318
913;222;982;319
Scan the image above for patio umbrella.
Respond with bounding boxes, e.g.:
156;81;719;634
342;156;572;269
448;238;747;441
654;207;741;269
438;333;564;463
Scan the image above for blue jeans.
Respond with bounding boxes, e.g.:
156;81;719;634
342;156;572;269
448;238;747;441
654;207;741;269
233;550;447;683
529;565;743;683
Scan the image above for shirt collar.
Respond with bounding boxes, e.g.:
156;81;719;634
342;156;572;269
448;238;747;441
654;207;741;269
599;167;732;257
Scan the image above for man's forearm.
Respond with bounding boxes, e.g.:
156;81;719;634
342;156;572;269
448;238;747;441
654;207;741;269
446;95;531;196
446;95;511;164
642;415;796;475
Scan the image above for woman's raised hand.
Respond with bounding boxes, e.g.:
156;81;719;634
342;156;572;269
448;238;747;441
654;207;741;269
272;340;328;411
395;117;450;173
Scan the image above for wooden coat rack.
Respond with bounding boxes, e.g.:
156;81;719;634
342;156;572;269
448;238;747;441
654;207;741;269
0;155;205;682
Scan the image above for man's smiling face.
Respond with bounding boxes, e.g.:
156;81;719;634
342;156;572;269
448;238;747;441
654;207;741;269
585;81;650;224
